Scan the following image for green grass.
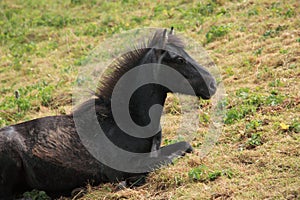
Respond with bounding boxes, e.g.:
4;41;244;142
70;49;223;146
23;189;50;200
0;0;299;199
205;24;231;43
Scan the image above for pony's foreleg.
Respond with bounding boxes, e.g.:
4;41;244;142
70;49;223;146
114;141;192;189
159;141;193;160
150;132;162;157
141;141;193;171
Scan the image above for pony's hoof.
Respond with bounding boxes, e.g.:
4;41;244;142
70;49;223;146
179;141;193;154
114;181;127;191
185;143;193;153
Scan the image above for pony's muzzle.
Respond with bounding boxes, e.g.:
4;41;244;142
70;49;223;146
208;79;217;97
199;78;217;100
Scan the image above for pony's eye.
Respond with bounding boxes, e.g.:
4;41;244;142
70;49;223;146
177;56;186;64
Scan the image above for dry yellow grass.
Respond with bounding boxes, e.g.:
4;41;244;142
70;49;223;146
1;0;299;199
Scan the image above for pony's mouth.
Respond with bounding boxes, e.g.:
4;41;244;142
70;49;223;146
187;77;217;100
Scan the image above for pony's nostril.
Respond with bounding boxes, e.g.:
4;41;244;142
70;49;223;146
209;80;217;95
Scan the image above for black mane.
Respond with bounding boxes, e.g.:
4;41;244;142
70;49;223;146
95;30;185;100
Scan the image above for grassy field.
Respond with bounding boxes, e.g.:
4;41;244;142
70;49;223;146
1;0;299;199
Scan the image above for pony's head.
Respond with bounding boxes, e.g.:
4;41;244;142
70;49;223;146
148;28;217;99
96;28;216;101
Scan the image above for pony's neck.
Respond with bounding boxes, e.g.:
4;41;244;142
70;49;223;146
128;48;168;128
96;47;168;129
129;84;168;128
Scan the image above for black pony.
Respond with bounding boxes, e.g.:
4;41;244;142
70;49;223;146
0;28;216;198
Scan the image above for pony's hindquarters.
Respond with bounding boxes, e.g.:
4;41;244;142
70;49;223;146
6;115;105;195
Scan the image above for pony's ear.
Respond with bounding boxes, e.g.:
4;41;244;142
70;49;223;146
169;27;174;35
162;29;168;48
